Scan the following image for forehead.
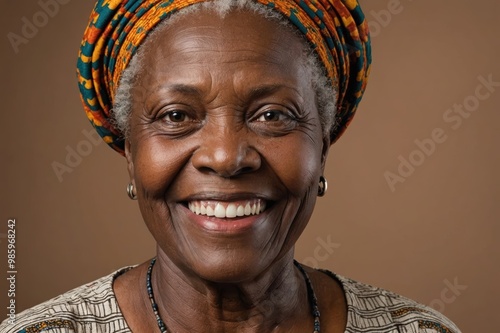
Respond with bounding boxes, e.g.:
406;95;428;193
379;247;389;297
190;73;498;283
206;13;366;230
137;8;309;85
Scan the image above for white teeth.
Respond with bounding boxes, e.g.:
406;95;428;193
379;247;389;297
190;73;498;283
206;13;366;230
215;203;226;218
188;200;267;219
226;204;237;218
244;203;251;215
236;205;245;217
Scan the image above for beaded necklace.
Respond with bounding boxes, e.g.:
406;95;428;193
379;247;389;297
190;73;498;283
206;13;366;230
146;258;321;332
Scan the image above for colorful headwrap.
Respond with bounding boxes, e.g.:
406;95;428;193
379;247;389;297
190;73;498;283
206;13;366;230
77;0;372;155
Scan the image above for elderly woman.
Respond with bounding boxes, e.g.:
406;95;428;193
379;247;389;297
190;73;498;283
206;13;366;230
2;0;460;332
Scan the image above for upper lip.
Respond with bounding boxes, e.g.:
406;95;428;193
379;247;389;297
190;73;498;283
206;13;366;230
179;191;276;203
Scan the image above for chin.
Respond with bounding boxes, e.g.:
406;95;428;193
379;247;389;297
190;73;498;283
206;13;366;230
180;248;275;284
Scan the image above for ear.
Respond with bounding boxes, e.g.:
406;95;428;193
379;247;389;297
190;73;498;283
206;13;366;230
320;134;331;173
125;139;135;185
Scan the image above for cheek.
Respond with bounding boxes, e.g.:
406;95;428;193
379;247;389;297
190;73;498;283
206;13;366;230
261;134;323;197
132;135;189;197
131;135;191;250
266;133;323;254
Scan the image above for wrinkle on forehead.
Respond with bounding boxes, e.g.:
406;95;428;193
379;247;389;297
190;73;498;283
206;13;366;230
144;9;304;67
134;9;312;109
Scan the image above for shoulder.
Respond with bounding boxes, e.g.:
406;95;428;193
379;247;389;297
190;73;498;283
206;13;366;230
0;267;133;333
321;270;462;333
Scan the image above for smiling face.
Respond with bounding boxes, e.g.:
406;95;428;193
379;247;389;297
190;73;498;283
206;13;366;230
125;8;330;282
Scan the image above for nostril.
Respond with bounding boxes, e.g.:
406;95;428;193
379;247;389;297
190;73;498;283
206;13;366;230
194;165;256;178
238;166;256;175
196;166;218;176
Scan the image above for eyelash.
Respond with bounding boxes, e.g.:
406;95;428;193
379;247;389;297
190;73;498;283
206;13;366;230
157;107;296;121
151;108;202;138
162;110;192;123
255;110;295;122
248;106;300;136
153;105;301;137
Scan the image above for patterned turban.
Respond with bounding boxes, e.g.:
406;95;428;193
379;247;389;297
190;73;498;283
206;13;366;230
77;0;372;155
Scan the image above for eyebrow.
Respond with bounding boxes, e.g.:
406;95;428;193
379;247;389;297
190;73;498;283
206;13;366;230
246;84;284;101
157;83;298;102
163;84;202;96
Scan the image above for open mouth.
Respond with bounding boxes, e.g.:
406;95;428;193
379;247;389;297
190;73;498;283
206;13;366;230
187;199;267;219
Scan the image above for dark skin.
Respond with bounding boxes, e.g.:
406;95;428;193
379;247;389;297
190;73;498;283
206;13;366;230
113;8;347;333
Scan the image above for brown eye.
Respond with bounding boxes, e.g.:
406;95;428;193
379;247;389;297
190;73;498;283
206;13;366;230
256;110;286;122
165;111;188;123
250;108;298;136
154;108;201;138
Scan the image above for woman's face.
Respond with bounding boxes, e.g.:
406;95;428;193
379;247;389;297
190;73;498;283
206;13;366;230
126;8;330;282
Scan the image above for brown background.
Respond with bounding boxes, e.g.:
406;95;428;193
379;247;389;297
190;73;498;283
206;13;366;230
1;1;499;332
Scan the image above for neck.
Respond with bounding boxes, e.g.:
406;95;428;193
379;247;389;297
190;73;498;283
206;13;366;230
150;249;312;333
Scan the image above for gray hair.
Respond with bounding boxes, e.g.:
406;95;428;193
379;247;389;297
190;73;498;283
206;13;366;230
113;0;336;139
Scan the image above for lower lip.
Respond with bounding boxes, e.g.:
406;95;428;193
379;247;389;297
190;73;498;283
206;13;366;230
181;205;266;233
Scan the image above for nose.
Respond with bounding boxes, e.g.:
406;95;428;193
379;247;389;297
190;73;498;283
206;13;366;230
191;126;261;178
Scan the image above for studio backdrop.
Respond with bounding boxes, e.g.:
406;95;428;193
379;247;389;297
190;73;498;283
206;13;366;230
1;1;499;332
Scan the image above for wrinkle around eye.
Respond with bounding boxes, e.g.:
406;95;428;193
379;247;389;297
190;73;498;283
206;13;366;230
139;106;204;139
248;109;299;137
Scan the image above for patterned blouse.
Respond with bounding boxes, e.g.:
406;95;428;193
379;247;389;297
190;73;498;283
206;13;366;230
0;267;461;333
